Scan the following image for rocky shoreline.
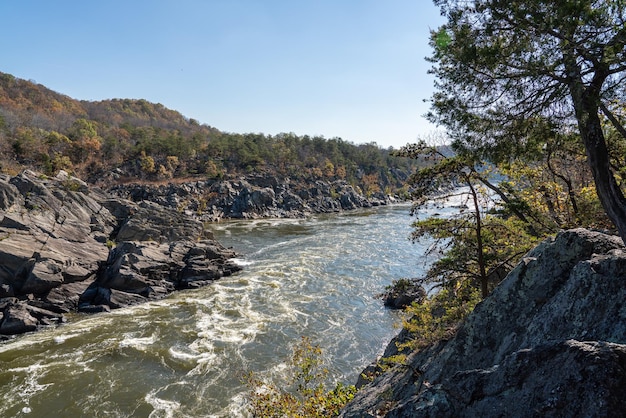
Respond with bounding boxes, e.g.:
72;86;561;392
107;173;394;222
0;170;242;338
0;170;393;339
340;229;626;417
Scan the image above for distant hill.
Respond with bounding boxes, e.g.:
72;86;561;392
0;71;419;194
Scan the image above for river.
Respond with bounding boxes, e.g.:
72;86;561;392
0;203;435;417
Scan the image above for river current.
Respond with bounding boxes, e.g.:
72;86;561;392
0;204;436;417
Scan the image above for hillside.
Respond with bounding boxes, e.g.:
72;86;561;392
0;71;418;196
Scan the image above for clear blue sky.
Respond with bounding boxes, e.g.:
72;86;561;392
1;1;444;149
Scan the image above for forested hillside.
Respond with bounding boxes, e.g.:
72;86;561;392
0;72;418;194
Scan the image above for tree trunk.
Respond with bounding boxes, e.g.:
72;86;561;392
567;73;626;244
468;180;488;298
562;43;626;244
577;107;626;243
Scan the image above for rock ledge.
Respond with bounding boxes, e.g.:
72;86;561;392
0;170;240;337
340;228;626;417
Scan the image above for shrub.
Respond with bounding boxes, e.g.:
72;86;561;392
244;336;357;417
400;283;481;352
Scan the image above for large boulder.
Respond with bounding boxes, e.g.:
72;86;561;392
378;278;427;309
340;229;626;417
77;240;240;312
115;200;207;242
0;303;37;335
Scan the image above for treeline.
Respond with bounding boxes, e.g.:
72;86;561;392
0;72;417;194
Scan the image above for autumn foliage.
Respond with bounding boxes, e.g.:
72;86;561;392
0;72;417;195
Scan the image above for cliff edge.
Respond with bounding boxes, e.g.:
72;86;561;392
340;228;626;417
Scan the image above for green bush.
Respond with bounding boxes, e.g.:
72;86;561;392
400;284;481;353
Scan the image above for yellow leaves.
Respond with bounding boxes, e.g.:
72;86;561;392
205;159;222;179
244;336;357;417
139;151;156;174
362;173;382;197
166;155;179;172
323;159;335;177
49;99;64;113
335;165;347;179
501;150;605;231
399;286;481;352
576;186;613;229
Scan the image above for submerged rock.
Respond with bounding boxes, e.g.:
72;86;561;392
0;170;241;337
341;229;626;417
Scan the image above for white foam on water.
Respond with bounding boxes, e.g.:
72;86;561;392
194;310;260;346
185;352;219;377
0;338;40;354
223;393;252;418
118;333;157;351
168;345;200;362
251;239;291;257
145;390;181;418
1;363;53;415
52;332;84;344
231;257;254;266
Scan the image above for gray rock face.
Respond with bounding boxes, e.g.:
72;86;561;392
0;170;241;337
340;229;626;417
109;174;391;221
78;240;239;312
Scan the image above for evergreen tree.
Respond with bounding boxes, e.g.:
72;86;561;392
428;0;626;241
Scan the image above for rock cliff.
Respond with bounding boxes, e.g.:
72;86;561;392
108;174;391;221
340;229;626;417
0;170;241;337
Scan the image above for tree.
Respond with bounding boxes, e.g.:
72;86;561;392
398;141;537;298
428;0;626;242
67;118;102;165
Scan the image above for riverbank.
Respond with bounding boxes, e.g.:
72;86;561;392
0;170;242;338
107;172;397;222
0;169;401;339
340;228;626;417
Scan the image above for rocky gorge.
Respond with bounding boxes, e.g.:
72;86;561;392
340;228;626;417
5;168;626;417
0;169;392;338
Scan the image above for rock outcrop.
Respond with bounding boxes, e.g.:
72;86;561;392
340;229;626;417
0;170;240;337
378;278;426;310
109;174;392;221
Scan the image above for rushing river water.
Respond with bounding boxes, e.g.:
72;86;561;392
0;203;435;417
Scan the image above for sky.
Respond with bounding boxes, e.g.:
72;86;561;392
0;1;445;149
